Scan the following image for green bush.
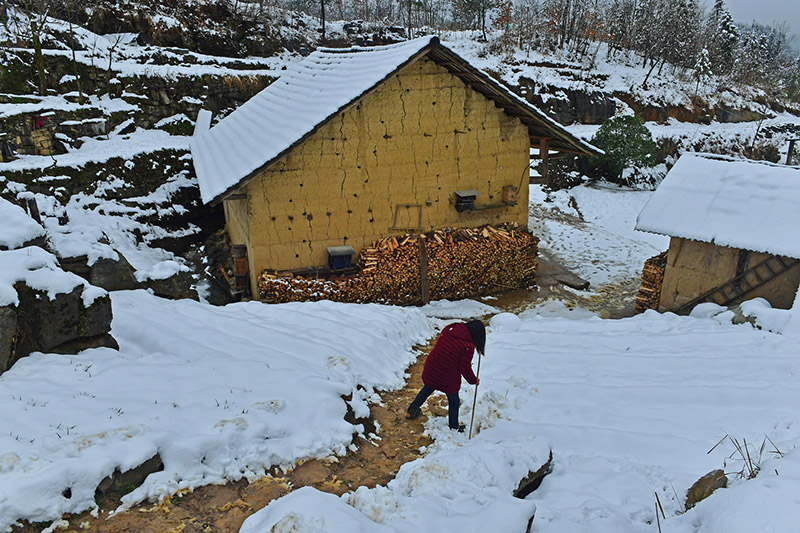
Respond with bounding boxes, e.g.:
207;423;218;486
590;115;657;181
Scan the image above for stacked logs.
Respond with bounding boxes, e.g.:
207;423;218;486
258;223;539;305
635;250;668;313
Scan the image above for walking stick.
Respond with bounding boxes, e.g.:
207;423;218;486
468;349;482;439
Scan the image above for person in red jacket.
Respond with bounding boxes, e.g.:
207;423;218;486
406;320;486;432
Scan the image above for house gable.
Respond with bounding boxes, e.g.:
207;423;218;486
227;56;531;291
192;36;600;206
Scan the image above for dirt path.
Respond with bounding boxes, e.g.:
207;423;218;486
16;341;442;533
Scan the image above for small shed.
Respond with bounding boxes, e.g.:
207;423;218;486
635;153;800;313
191;36;599;297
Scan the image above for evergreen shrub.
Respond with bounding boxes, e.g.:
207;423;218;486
590;115;657;184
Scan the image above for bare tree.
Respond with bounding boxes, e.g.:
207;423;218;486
17;0;50;95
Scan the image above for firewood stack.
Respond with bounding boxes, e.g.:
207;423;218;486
635;250;668;313
258;223;539;305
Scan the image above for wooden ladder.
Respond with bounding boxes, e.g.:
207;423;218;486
675;255;800;314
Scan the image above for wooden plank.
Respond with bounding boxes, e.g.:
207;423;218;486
418;236;430;305
540;137;550;187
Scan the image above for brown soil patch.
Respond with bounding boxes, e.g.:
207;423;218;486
14;341;439;533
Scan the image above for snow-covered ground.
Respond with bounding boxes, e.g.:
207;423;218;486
242;300;800;532
0;291;431;529
3;11;800;533
4;178;800;532
442;31;799;123
528;182;669;287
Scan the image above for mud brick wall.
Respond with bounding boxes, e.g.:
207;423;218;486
225;56;531;296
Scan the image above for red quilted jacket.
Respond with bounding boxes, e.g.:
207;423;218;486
421;323;478;394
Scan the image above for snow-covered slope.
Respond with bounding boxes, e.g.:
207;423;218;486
241;301;800;532
0;291;431;528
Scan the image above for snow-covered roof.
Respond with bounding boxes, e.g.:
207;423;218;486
636;153;800;258
191;36;600;205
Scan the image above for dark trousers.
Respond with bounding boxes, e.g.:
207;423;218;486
409;385;460;429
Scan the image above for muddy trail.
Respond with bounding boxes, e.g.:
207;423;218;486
484;253;640;319
14;341;447;533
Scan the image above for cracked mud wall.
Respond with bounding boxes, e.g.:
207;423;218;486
225;57;530;294
659;237;800;311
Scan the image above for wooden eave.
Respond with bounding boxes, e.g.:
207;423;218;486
213;36;600;205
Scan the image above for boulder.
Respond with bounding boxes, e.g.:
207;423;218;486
90;254;140;291
199;274;235;306
0;306;17;372
95;453;164;499
49;333;119;354
200;229;235;305
146;270;198;301
518;79;616;125
59;252;140;292
685;469;727;509
342;393;377;436
13;284;111;351
8;283;115;371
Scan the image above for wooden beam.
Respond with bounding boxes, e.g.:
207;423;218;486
540;137;550;187
788;138;798;165
418;235;430;305
532;144;593;156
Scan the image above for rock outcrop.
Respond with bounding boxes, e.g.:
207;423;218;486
519;79;617;125
0;246;118;375
60;253;141;292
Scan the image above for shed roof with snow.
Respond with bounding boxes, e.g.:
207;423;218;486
191;36;600;205
636;153;800;259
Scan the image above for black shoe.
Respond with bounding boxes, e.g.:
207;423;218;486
451;423;466;433
406;405;421;419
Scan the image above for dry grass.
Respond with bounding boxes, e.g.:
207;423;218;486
708;433;784;480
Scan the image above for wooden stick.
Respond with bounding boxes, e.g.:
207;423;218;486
418;235;430;305
217;264;233;287
468;349;483;439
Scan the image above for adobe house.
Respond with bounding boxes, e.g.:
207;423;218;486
635;153;800;313
191;36;599;297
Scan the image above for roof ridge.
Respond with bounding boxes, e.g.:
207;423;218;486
316;35;438;55
687;151;800;170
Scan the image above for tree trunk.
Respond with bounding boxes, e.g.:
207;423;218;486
641;56;659;90
63;2;84;103
320;0;326;42
68;27;85;103
30;20;47;95
407;0;412;39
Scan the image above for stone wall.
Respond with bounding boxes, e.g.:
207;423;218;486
0;108;108;156
228;56;531;295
